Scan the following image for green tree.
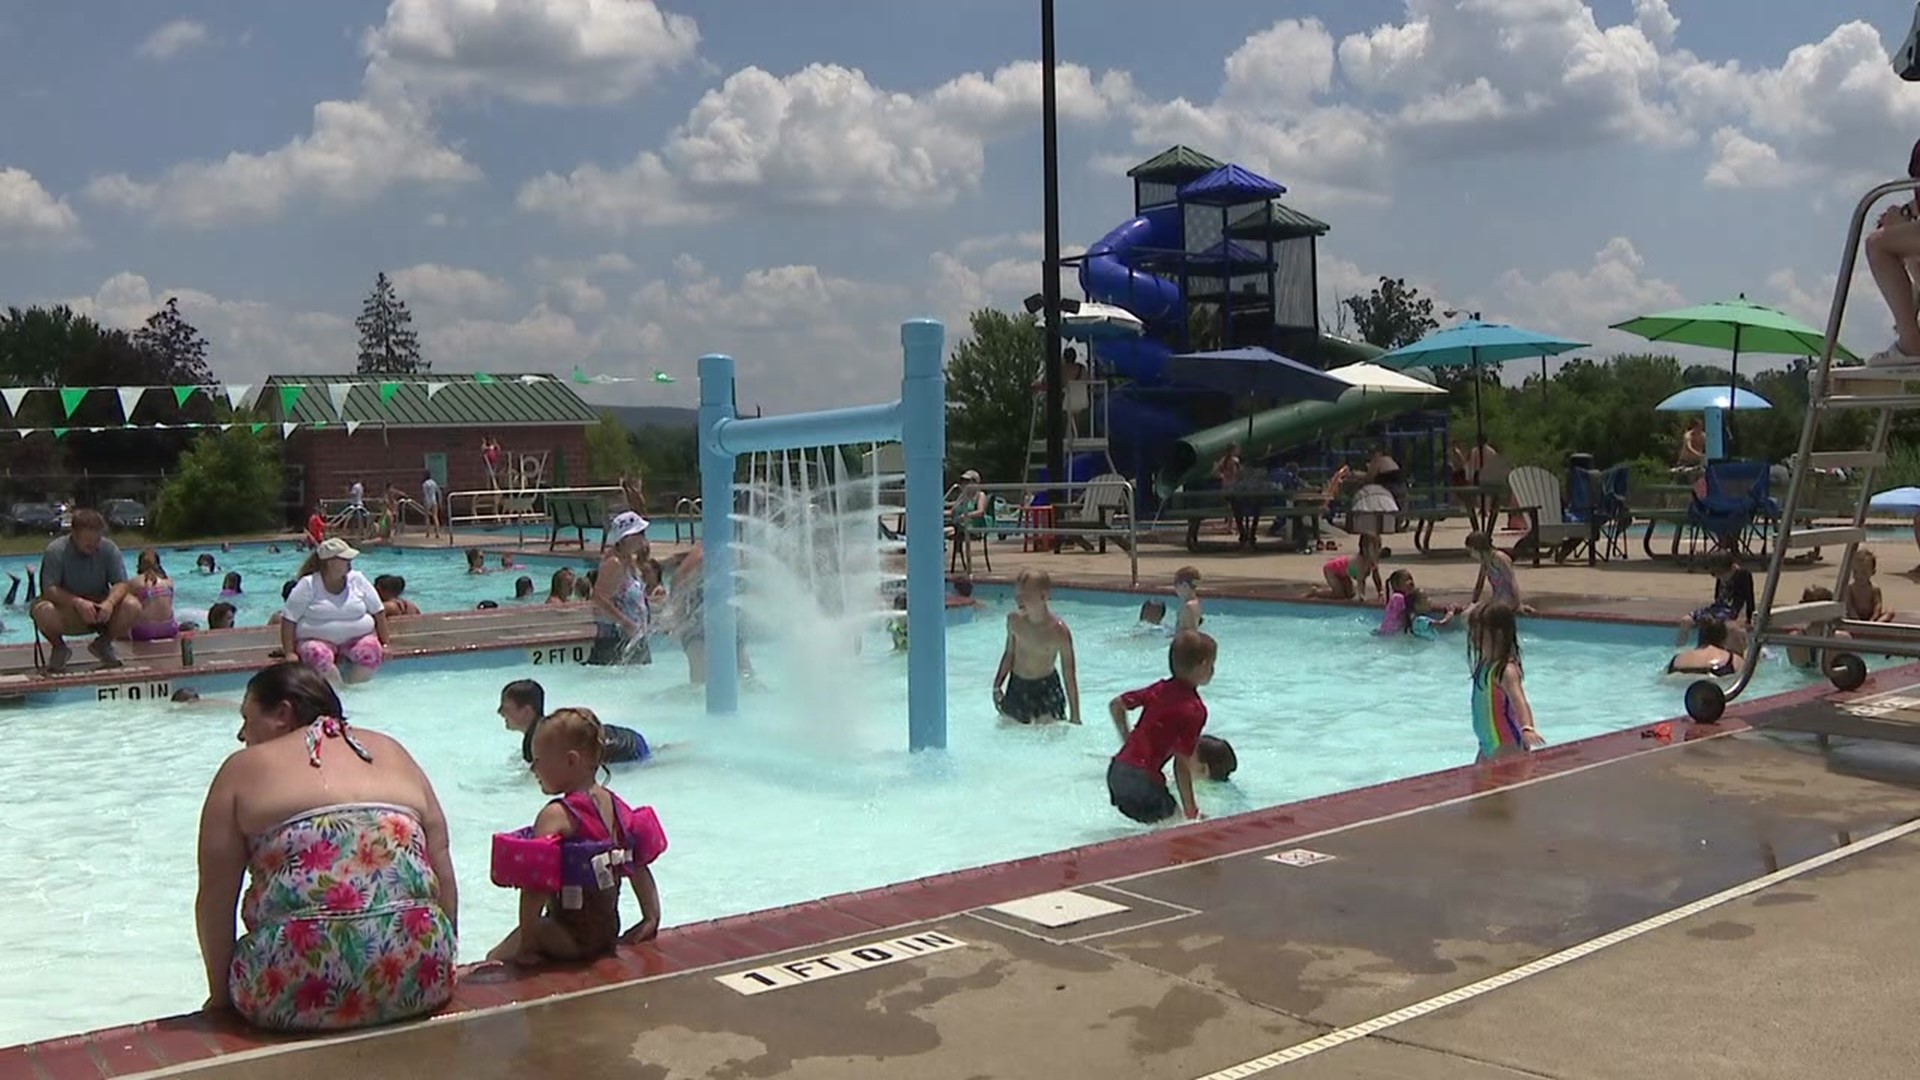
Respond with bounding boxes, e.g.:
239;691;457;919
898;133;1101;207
630;425;699;497
1341;276;1439;351
131;297;214;386
355;272;426;374
584;410;640;483
945;308;1042;483
152;428;284;538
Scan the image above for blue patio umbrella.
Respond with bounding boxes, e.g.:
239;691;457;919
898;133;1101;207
1869;486;1920;514
1167;346;1348;441
1376;319;1588;448
1656;386;1771;460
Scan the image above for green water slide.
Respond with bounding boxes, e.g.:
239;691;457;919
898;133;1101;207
1162;336;1439;488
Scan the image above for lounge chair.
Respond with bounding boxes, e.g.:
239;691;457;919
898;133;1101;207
1506;465;1592;566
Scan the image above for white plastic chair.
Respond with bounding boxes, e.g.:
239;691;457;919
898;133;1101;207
1506;466;1589;566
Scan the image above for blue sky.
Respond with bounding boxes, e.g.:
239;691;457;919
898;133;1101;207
0;0;1915;412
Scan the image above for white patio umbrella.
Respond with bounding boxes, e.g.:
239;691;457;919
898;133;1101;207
1061;301;1145;341
1327;362;1449;396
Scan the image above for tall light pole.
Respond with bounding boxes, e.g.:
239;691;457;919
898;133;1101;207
1040;0;1065;508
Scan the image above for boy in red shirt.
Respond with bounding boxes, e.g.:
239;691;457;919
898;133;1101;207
1108;630;1218;823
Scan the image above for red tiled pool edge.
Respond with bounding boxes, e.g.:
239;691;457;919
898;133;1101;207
17;661;1912;1079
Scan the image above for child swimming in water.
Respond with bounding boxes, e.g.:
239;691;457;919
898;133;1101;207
992;569;1081;724
499;679;658;765
1375;569;1417;636
1468;603;1542;761
1312;533;1383;602
219;571;243;598
487;707;662;966
1172;566;1204;631
1137;598;1167;627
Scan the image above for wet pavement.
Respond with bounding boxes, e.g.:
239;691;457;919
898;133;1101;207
155;726;1920;1080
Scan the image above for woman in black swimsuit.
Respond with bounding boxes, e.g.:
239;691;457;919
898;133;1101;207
1667;617;1742;678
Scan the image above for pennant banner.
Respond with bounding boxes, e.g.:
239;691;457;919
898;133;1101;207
173;386;198;407
281;422;298;439
225;383;251;411
117;386;146;421
327;383;353;417
1;387;27;416
279;385;304;414
58;388;87;418
378;382;400;404
52;427;69;439
345;420;361;436
425;382;447;400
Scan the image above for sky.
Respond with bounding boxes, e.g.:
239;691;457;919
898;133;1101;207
0;0;1916;414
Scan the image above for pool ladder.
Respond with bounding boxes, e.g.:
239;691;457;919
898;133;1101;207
1687;176;1920;720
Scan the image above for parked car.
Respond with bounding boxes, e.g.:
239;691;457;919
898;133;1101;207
101;498;147;531
5;502;61;535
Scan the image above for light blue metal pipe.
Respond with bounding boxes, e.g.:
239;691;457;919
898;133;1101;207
697;353;740;716
714;402;901;458
695;321;949;753
1705;405;1726;461
899;318;948;751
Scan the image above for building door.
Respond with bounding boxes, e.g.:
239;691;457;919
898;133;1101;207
424;452;448;490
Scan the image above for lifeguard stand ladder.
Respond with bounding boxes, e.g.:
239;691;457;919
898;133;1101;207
1021;378;1116;489
1685;176;1920;723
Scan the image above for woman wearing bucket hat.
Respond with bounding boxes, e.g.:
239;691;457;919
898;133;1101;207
280;537;390;683
590;511;652;665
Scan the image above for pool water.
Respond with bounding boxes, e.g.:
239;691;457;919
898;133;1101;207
0;543;594;645
0;589;1826;1045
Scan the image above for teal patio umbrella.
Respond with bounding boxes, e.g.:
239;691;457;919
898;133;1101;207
1376;318;1588;448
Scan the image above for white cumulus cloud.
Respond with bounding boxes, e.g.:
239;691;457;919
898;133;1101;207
0;167;81;247
136;20;212;61
389;263;515;311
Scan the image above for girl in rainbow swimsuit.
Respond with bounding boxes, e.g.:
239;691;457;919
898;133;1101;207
1468;603;1544;761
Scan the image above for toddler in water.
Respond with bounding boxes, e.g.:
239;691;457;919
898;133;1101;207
499;679;657;766
1312;533;1383;602
487;708;662;965
219;571;243;598
1786;586;1849;670
207;601;237;630
1375;569;1418;636
1107;630;1220;823
992;569;1081;724
888;595;910;652
1172;566;1204;631
1468;604;1542;761
1137;599;1168;628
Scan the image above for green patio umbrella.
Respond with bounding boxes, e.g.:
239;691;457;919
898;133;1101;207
1611;296;1856;407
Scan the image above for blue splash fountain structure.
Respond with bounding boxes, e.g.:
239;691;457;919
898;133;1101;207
697;319;949;751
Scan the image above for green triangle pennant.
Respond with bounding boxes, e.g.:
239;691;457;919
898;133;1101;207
279;385;304;413
473;372;496;384
52;427;69;440
250;422;266;435
58;388;87;418
570;366;592;385
172;386;197;407
378;382;400;404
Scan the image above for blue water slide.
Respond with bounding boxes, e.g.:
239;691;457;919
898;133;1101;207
1080;206;1184;383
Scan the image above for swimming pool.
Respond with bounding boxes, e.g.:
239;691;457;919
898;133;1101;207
0;542;595;645
0;589;1825;1045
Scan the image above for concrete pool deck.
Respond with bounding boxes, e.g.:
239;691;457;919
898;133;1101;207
13;669;1920;1079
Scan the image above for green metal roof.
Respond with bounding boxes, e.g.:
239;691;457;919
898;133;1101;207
261;373;600;428
1227;199;1331;240
1127;145;1225;180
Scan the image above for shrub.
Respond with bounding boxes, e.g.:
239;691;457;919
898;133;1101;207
152;428;284;539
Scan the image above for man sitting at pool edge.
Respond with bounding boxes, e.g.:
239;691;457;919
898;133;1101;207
32;508;140;673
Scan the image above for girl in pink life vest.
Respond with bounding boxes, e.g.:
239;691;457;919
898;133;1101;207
487;707;663;966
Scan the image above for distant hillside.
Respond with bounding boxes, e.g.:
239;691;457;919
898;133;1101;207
598;404;698;431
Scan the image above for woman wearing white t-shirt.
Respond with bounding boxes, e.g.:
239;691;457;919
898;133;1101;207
280;537;390;683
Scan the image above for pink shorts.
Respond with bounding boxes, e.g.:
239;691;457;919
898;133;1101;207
295;634;385;676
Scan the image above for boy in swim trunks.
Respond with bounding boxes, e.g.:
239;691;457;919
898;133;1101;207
1107;630;1218;823
498;679;659;765
992;568;1081;724
1173;566;1204;632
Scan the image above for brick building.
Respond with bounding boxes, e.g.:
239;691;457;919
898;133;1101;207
262;373;600;514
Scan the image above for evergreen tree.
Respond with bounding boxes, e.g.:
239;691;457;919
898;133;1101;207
355;272;426;374
131;297;213;385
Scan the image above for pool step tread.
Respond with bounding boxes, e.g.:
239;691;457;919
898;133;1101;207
1767;601;1844;627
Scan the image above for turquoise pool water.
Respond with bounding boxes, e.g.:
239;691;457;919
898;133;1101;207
0;589;1826;1045
0;543;594;645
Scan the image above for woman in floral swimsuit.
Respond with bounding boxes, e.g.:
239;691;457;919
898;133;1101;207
196;663;459;1031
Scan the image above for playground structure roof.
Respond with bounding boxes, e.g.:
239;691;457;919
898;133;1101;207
261;373;601;428
1227;199;1331;241
1126;145;1225;181
1179;164;1287;206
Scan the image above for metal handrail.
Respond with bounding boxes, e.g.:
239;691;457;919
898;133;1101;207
1721;177;1920;706
441;484;624;547
671;497;702;543
953;478;1139;585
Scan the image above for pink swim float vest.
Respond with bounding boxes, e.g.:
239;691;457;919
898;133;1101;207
490;791;667;909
